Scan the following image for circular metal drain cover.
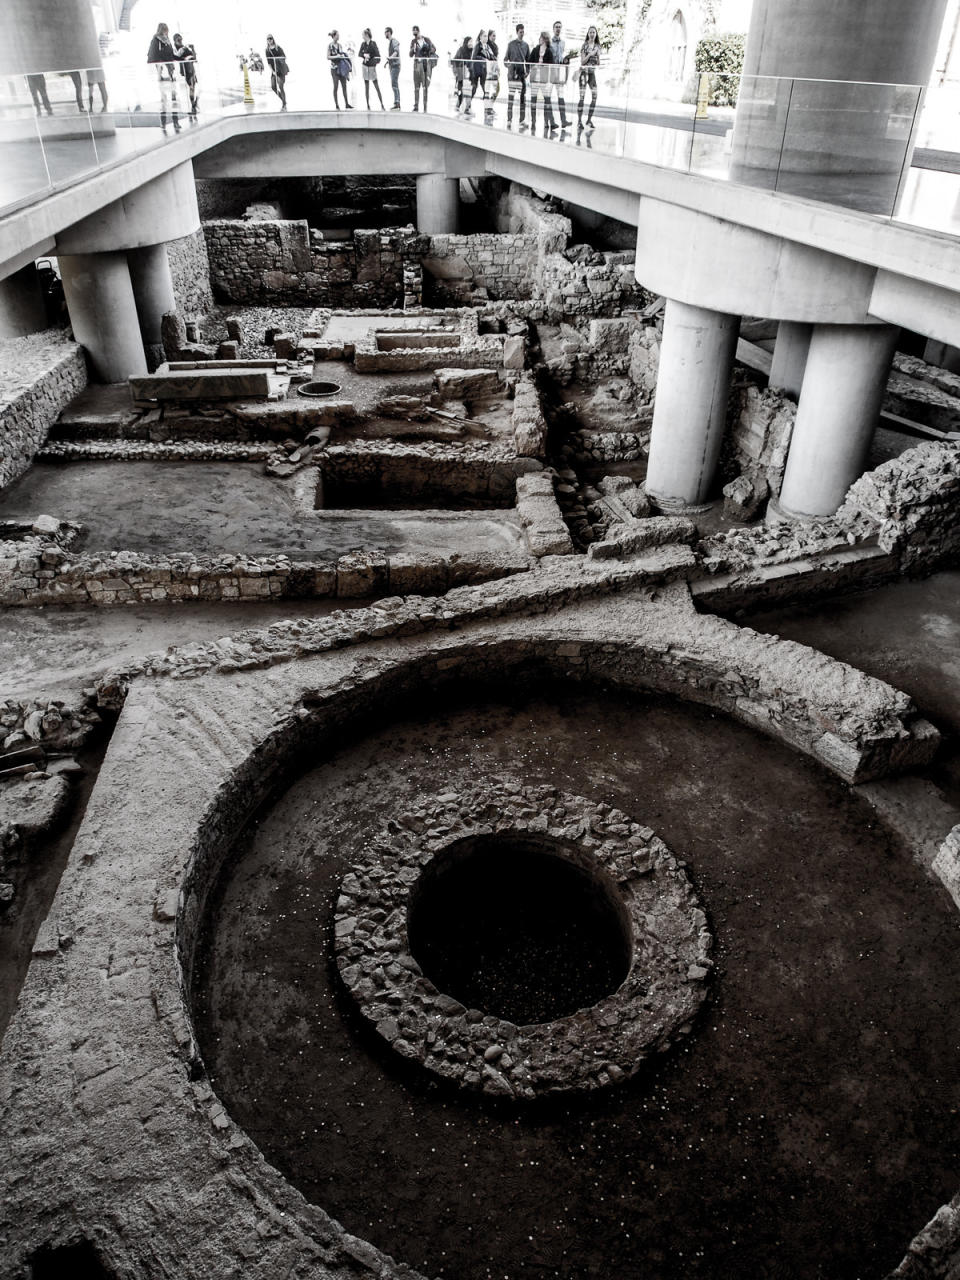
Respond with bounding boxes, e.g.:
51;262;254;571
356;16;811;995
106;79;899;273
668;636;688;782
297;380;341;398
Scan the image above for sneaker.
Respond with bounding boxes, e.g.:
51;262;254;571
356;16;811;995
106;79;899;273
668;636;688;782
518;122;528;130
392;103;401;109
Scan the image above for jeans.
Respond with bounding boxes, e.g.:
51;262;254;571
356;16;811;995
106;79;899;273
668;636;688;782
389;61;400;105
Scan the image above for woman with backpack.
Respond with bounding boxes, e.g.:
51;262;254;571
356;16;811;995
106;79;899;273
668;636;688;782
327;30;352;109
452;35;474;113
359;29;385;109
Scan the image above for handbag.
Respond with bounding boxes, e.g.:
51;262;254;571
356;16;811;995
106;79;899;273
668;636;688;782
336;56;351;78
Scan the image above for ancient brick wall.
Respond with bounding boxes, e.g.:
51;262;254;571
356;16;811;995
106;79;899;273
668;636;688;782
0;331;87;493
203;221;405;307
167;228;214;318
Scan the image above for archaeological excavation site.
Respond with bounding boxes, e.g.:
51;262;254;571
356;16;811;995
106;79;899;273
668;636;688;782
7;126;960;1280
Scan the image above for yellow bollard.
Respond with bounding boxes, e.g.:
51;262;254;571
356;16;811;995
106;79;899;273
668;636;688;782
242;60;254;106
695;73;710;120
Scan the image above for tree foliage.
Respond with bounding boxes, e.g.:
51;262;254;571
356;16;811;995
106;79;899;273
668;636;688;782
694;31;745;106
585;0;626;51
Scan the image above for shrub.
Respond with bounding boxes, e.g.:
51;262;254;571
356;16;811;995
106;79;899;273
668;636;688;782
694;32;745;106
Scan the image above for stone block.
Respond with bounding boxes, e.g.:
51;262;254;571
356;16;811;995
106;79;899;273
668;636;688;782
436;369;500;400
502;335;525;370
216;341;241;361
337;551;388;598
273;333;298;359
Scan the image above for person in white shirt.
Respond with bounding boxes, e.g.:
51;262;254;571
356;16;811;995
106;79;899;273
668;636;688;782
549;19;571;129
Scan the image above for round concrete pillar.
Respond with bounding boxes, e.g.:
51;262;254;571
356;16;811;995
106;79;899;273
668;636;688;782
768;321;812;400
129;244;177;371
777;323;899;519
416;174;460;234
59;251;147;383
0;265;47;339
730;0;948;212
0;0;101;75
645;300;740;511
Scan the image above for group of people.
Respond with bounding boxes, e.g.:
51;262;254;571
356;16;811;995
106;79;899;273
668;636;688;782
141;18;600;132
324;26;437;111
321;19;600;128
147;23;199;132
500;21;602;133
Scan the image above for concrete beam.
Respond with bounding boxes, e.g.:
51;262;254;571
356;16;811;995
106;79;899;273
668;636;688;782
868;269;960;348
634;198;881;323
4;112;960;305
55;163;200;255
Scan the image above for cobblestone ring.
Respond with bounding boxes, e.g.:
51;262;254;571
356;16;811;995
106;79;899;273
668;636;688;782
334;779;713;1098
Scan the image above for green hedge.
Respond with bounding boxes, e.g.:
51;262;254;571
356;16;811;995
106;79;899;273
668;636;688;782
693;32;745;106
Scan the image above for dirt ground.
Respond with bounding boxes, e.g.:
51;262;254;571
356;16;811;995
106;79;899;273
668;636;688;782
0;599;363;700
194;683;960;1280
0;461;523;558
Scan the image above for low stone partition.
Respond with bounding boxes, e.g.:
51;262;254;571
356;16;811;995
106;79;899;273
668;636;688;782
320;440;540;508
353;317;506;373
0;541;530;609
513;373;548;458
0;331;87;492
515;472;574;557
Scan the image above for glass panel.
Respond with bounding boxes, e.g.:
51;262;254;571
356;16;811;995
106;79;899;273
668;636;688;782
774;77;924;216
0;73;54;214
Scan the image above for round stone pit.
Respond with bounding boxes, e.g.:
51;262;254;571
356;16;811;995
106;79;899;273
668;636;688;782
334;779;713;1098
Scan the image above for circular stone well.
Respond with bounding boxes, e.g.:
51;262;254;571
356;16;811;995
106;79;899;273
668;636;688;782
334;779;713;1098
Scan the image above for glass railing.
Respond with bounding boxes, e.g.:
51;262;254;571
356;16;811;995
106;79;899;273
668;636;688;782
0;61;931;226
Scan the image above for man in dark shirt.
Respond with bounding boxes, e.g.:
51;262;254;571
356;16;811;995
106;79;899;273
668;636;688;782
505;23;530;127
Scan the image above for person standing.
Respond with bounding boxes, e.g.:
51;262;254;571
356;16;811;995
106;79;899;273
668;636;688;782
173;33;197;116
26;73;53;116
484;29;500;106
452;35;474;113
328;30;352;109
410;26;436;112
359;30;385;109
147;23;180;132
549;19;572;129
385;27;401;108
577;26;601;131
528;30;556;135
265;35;288;110
467;29;488;113
505;23;529;128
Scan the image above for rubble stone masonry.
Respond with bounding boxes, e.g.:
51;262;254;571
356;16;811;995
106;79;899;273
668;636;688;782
0;331;87;493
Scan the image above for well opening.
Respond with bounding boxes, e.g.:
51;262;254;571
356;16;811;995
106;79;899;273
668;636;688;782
406;833;632;1025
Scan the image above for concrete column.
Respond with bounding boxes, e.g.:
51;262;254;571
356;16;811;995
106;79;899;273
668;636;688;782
0;0;101;75
645;300;740;511
59;251;147;383
777;323;899;519
730;0;948;212
768;321;812;400
128;244;177;371
0;265;47;339
416;174;460;234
